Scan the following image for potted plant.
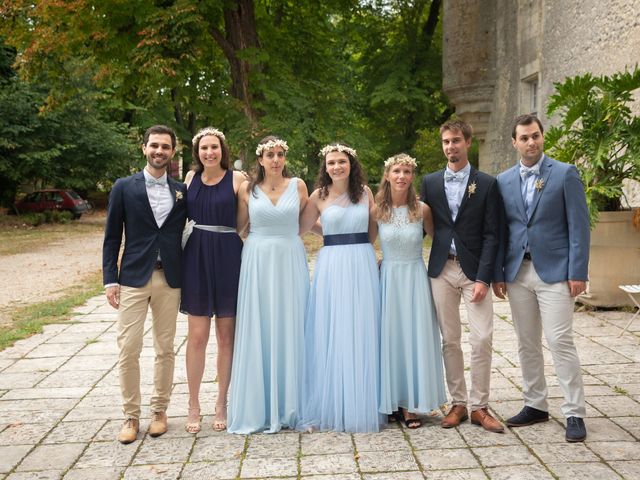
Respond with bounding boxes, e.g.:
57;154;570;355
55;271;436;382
545;67;640;307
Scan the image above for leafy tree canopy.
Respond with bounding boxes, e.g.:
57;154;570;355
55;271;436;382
0;0;450;203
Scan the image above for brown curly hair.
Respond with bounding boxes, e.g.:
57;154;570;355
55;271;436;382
315;142;366;204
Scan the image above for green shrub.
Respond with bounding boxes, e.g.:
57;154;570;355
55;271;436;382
58;211;73;223
23;213;45;226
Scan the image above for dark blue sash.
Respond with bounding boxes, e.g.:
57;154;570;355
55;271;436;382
323;232;369;246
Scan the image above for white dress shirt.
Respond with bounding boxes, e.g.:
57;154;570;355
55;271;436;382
143;168;173;228
444;163;471;255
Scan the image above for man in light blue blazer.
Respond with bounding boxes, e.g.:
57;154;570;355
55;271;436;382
493;114;590;442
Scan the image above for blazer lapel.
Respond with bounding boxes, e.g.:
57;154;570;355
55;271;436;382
510;167;527;221
528;155;552;220
134;172;156;222
433;170;453;224
456;167;477;221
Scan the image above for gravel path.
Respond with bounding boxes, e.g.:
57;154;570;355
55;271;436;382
0;219;104;326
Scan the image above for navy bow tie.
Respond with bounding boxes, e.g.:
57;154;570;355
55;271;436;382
444;171;465;183
520;165;540;179
146;177;167;187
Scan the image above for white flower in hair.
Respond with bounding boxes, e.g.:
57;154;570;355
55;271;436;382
192;127;225;144
256;139;289;156
319;144;357;158
384;153;417;169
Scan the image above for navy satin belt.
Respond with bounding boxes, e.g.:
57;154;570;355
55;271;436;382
323;232;369;246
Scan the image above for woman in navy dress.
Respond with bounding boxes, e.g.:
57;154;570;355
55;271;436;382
181;127;244;433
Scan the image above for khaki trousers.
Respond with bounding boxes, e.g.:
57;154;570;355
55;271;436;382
117;269;180;419
507;260;586;418
430;259;494;410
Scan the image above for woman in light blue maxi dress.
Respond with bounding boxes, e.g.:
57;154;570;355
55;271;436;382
298;143;383;433
375;154;447;429
228;136;309;434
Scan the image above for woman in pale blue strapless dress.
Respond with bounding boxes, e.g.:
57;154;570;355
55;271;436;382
228;136;309;434
298;143;383;433
375;153;446;429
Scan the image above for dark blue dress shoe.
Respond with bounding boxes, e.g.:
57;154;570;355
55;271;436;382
506;406;549;427
565;416;587;442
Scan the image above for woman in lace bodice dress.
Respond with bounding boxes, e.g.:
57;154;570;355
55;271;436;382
228;136;309;434
375;153;446;429
298;142;383;433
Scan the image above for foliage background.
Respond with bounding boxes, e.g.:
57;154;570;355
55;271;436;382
0;0;450;205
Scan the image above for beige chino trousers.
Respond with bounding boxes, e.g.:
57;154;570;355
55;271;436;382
117;269;180;419
430;259;494;410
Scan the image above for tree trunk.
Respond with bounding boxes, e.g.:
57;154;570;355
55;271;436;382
210;0;261;131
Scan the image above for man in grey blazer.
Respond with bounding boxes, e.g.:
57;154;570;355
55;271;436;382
493;114;590;442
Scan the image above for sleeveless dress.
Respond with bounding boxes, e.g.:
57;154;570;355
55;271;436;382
378;204;447;415
300;192;383;433
180;170;243;317
228;179;309;434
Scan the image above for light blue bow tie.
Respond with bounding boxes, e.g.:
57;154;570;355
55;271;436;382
520;165;540;178
146;177;167;187
444;171;465;182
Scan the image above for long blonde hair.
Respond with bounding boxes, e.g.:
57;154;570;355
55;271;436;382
375;153;421;223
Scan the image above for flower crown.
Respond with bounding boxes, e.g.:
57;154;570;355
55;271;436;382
256;139;289;157
319;144;357;158
384;153;417;169
192;127;225;145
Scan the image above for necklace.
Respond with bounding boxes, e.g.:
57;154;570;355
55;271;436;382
265;179;284;191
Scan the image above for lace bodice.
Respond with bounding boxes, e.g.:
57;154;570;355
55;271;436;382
377;205;424;262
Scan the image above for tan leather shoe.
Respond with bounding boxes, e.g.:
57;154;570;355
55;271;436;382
117;418;139;444
148;411;168;437
441;405;469;428
471;407;504;433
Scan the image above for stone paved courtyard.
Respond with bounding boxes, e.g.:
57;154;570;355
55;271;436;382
1;295;639;479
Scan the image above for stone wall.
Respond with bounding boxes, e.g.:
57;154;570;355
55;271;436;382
443;0;640;206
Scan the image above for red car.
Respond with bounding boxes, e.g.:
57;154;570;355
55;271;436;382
15;189;91;219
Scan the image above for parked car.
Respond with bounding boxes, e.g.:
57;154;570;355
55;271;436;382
14;189;91;219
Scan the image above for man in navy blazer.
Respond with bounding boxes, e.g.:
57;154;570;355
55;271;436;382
103;125;187;443
493;114;590;442
421;119;503;433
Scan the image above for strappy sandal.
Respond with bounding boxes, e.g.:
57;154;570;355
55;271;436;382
212;402;227;432
185;406;201;434
399;408;422;429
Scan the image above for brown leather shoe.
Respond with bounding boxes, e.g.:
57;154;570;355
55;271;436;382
117;418;139;444
471;407;504;433
148;411;168;437
441;405;469;428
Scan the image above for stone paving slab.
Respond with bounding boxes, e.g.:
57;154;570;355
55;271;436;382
0;296;639;479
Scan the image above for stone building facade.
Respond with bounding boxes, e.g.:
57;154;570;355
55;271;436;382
442;0;640;195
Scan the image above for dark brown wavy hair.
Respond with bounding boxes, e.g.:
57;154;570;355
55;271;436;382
247;135;291;197
315;142;366;204
191;128;230;173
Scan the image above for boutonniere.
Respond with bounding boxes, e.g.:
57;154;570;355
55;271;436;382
175;191;184;201
534;178;545;192
467;181;477;198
